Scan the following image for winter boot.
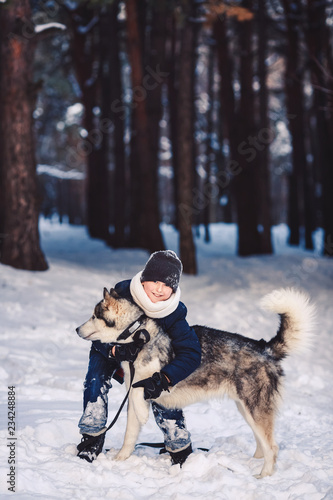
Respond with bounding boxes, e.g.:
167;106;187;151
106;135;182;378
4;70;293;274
77;433;105;463
169;444;193;467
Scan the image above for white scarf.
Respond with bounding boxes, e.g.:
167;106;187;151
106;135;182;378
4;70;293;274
130;271;181;318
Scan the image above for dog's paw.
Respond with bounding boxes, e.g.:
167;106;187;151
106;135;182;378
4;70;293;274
115;448;131;461
254;469;273;479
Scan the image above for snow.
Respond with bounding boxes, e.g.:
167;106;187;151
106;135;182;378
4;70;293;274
0;219;332;499
65;102;84;126
37;164;85;180
34;23;66;33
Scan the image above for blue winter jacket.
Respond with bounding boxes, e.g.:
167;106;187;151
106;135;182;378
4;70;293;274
114;279;202;386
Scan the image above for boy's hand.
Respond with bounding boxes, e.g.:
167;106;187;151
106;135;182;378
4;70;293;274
132;372;170;400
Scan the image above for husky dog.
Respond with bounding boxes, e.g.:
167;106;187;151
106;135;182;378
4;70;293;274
76;287;315;478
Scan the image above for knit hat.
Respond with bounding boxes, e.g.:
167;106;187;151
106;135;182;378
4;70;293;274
140;250;183;292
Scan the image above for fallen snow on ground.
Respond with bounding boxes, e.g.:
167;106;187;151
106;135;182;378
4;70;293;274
0;220;332;499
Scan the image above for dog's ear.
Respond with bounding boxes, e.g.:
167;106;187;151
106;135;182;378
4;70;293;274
109;288;120;299
103;287;120;303
103;287;111;301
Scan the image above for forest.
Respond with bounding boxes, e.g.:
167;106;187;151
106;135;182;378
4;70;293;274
0;0;333;274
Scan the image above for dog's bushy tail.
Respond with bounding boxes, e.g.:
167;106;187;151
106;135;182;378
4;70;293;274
260;288;316;360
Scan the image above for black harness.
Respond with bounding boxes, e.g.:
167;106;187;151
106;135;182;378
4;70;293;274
116;314;147;341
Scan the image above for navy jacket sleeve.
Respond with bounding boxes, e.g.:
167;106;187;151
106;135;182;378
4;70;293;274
114;280;133;301
114;280;201;386
156;304;201;386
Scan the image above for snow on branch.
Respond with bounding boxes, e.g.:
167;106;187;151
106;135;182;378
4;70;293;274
34;22;66;34
32;22;67;43
37;164;85;180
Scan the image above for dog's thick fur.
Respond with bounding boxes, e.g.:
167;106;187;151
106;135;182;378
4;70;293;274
76;287;315;478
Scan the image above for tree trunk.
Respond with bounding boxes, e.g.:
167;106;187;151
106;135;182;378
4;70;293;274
0;0;48;270
213;15;236;224
125;0;164;253
128;0;145;248
99;8;112;243
232;1;262;256
323;18;333;256
68;5;109;241
306;0;333;255
100;3;127;247
257;0;273;254
0;11;4;249
147;1;167;226
203;40;215;243
109;2;127;248
177;12;197;274
282;0;308;247
214;16;237;151
166;12;180;228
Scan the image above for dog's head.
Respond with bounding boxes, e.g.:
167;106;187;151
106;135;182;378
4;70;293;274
76;288;142;343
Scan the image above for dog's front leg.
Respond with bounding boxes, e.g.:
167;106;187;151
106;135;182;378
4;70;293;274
115;390;149;461
131;387;150;426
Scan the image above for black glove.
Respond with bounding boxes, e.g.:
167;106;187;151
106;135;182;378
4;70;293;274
109;330;146;363
132;372;170;400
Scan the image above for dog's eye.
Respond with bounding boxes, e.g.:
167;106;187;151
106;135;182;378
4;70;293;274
92;315;96;320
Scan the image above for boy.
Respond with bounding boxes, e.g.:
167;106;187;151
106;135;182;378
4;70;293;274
77;250;201;465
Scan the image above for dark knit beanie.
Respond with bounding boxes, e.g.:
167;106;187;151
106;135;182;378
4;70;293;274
140;250;183;292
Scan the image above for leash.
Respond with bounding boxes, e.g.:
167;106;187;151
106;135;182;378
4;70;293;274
136;442;165;449
135;442;209;453
105;361;135;432
77;361;135;453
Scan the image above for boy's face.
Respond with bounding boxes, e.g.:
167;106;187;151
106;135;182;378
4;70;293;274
142;281;173;303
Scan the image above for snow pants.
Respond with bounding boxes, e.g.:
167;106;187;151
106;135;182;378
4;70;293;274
78;342;191;453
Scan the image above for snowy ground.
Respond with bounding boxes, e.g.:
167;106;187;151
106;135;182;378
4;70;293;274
0;220;332;499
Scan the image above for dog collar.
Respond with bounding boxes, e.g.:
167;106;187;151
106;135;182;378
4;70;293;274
116;314;147;341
